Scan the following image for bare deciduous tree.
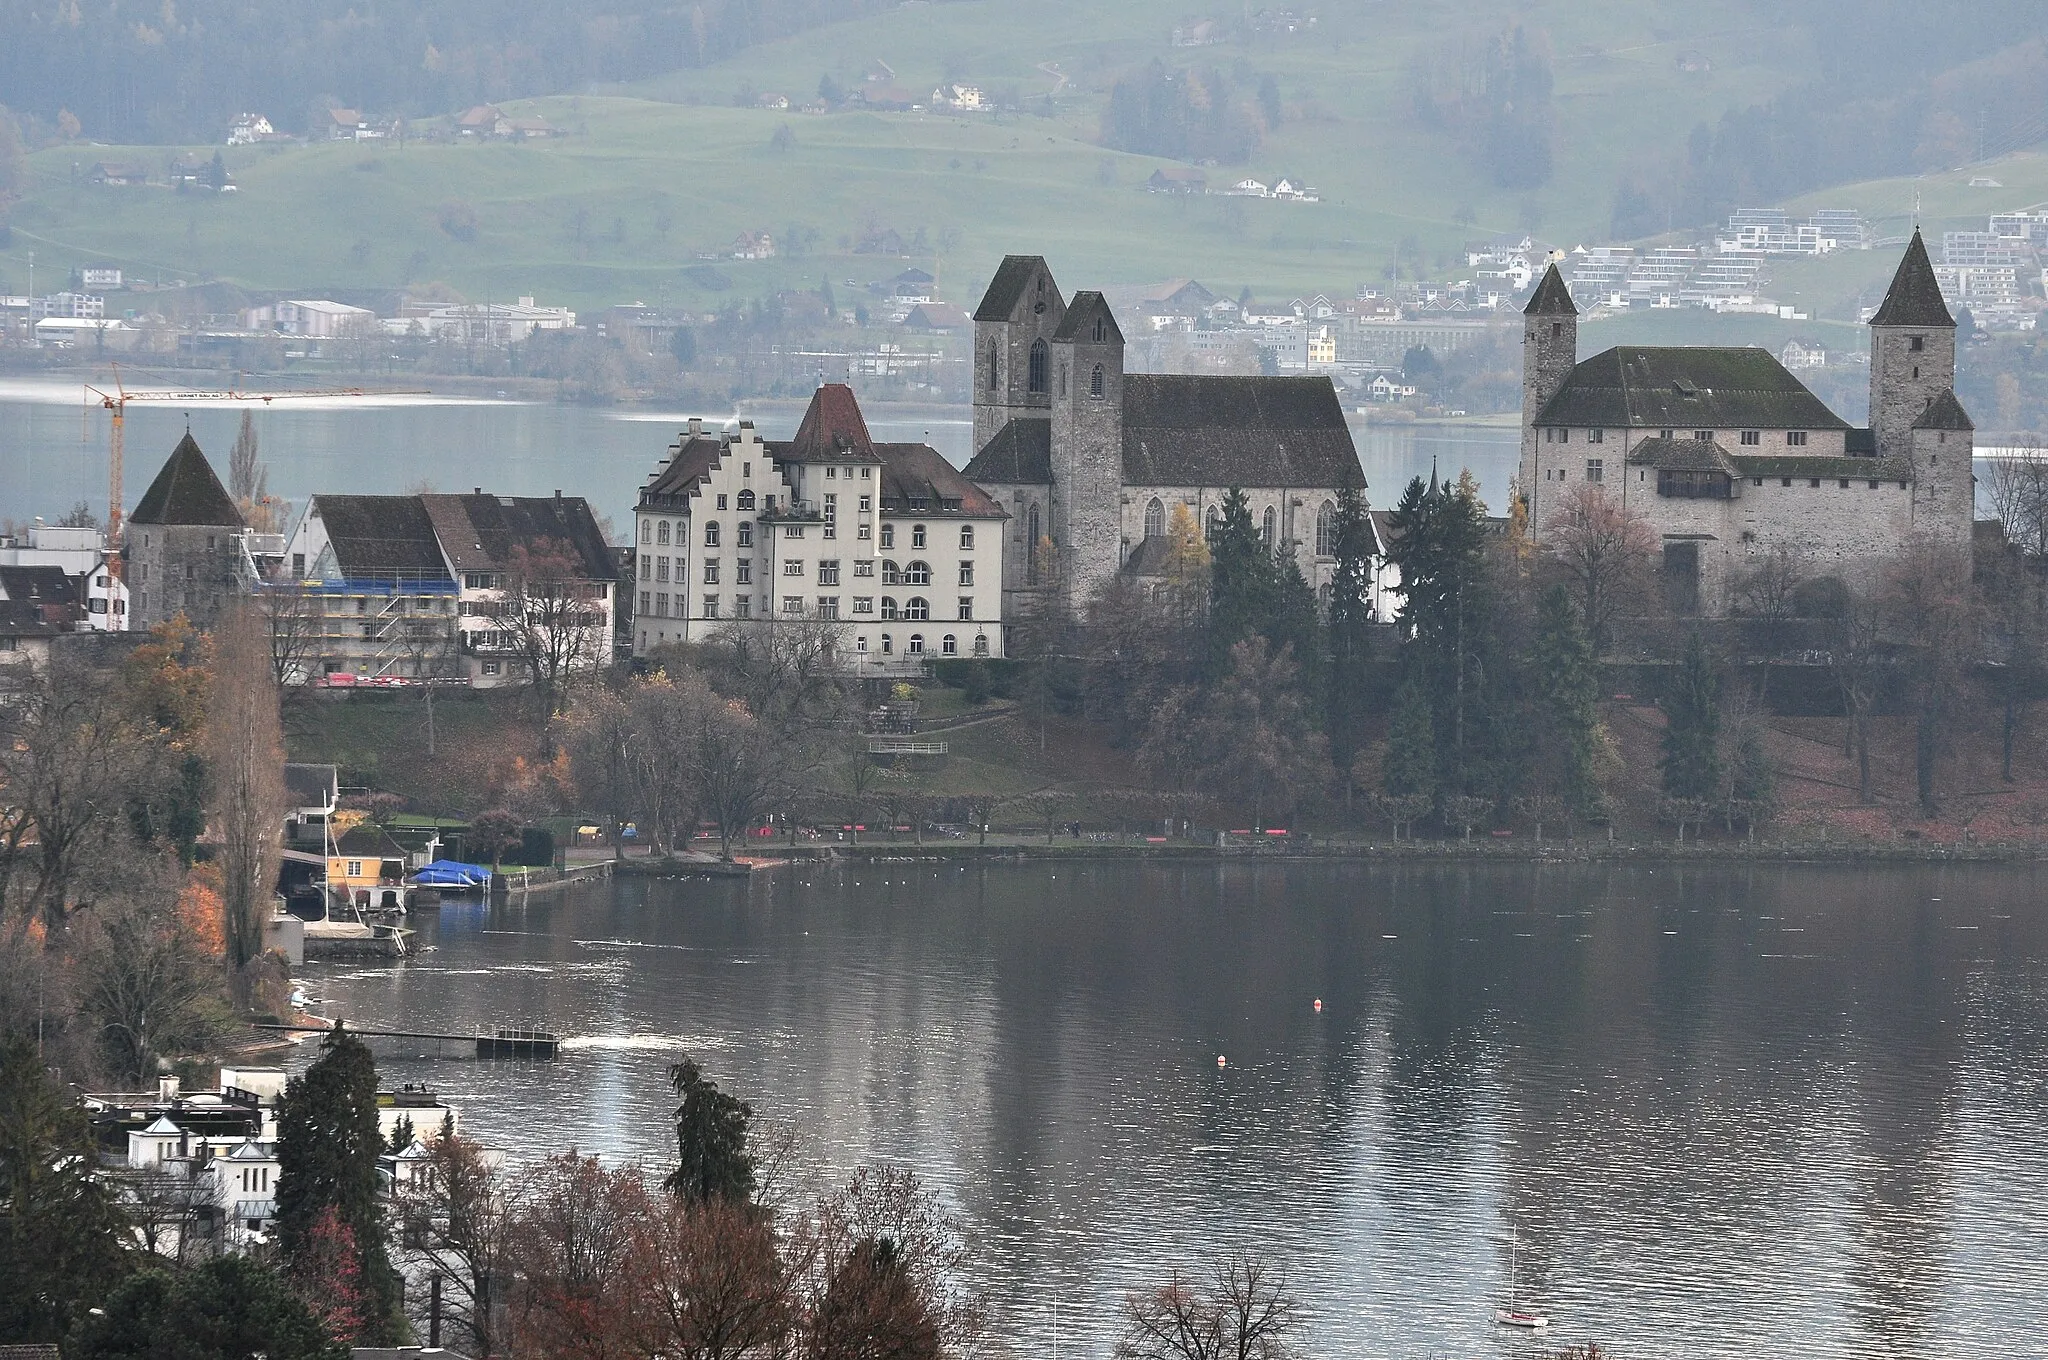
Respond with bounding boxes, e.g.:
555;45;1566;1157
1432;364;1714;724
257;573;325;693
1985;438;2048;560
505;1154;651;1360
1114;1250;1300;1360
1541;482;1658;649
636;1195;797;1360
1884;537;1983;816
795;1165;985;1360
503;539;610;737
1826;581;1886;805
394;1123;518;1358
206;605;287;971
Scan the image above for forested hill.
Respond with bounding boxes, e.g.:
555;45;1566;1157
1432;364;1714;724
0;0;905;143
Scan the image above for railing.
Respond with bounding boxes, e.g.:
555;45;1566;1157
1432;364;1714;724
868;739;948;756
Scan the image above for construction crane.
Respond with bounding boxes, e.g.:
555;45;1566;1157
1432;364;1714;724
84;364;428;551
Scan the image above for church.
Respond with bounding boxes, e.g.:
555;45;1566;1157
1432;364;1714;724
1518;232;1974;614
962;256;1365;621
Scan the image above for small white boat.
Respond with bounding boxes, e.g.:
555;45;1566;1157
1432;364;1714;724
1494;1307;1549;1329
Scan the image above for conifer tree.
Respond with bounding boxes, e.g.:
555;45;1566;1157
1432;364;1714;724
1325;487;1377;786
665;1057;756;1206
1661;631;1722;800
1206;487;1274;671
1381;679;1437;803
1387;469;1496;796
275;1027;403;1343
1530;585;1605;819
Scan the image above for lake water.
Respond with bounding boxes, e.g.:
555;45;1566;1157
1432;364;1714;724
299;862;2048;1359
0;378;1518;528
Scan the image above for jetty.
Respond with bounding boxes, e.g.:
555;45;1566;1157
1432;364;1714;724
254;1022;559;1059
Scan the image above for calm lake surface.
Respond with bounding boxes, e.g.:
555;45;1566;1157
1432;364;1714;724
0;378;1518;525
299;862;2048;1359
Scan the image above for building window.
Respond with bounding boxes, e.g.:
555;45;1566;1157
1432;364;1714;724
1028;339;1049;394
1316;501;1337;556
784;525;803;539
641;519;651;541
824;493;837;520
1204;506;1220;540
640;590;651;614
882;560;902;585
703;560;719;584
1809;478;1822;488
782;596;804;614
1869;480;1880;490
704;595;720;618
1585;459;1604;483
481;661;500;676
853;597;875;614
735;596;752;618
1026;507;1041;583
1740;430;1761;446
657;521;671;545
738;489;756;510
881;597;900;620
640;556;651;580
881;524;896;550
905;561;931;586
1787;430;1808;447
912;524;927;549
1090;365;1105;398
784;559;804;576
1752;477;1763;487
957;598;973;620
974;635;989;656
854;560;875;577
943;634;958;656
1659;429;1674;439
737;521;753;547
655;592;669;615
657;558;670;583
988;342;999;392
960;524;974;550
1838;478;1850;489
856;635;869;652
908;634;925;654
1262;506;1276;546
881;634;894;654
862;467;872;479
958;561;974;586
819;560;841;585
1144;498;1165;539
858;525;872;540
860;495;873;514
737;560;752;584
1909;335;1924;352
346;860;363;877
1558;428;1570;445
717;493;728;510
827;466;838;479
906;597;929;620
817;597;840;619
1588;428;1604;444
705;522;720;547
1781;477;1793;487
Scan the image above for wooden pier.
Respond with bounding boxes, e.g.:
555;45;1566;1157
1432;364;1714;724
254;1022;560;1059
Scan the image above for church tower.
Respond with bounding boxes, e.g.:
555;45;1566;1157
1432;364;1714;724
1050;291;1125;612
971;256;1067;454
1868;230;1956;462
1519;263;1579;535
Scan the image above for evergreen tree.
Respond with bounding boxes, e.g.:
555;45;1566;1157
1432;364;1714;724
1267;549;1323;705
1381;679;1438;802
820;275;837;319
1206;487;1275;671
1661;631;1722;800
1325;486;1377;783
1;1040;134;1344
275;1027;403;1343
1386;469;1496;797
664;1057;756;1206
71;1256;343;1360
1530;585;1604;819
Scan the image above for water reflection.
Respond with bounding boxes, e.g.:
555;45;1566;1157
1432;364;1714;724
298;862;2048;1358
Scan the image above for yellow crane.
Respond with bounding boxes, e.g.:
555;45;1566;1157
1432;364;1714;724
84;364;429;553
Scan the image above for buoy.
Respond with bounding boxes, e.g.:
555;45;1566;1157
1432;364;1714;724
1313;998;1323;1012
1217;1055;1227;1068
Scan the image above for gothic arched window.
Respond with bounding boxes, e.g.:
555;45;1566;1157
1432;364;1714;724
1262;506;1277;547
1028;339;1049;394
1205;506;1221;541
1090;365;1105;399
988;342;999;393
1026;506;1041;584
1093;316;1107;343
1143;497;1165;540
1316;501;1337;556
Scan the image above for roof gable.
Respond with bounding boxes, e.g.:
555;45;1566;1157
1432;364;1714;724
642;434;728;502
1869;230;1954;328
963;418;1052;486
784;384;881;462
1524;264;1576;317
309;495;450;577
1120;375;1363;489
973;256;1061;322
420;494;615;580
874;443;1007;518
129;433;245;528
1052;292;1124;345
1535;346;1849;431
1914;388;1974;431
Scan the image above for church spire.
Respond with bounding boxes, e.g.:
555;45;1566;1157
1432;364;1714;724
1524;263;1577;316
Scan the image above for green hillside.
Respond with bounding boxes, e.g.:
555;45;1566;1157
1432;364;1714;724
0;0;2039;315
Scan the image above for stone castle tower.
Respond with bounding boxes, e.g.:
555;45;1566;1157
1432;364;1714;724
1050;291;1125;610
971;256;1066;454
1518;262;1579;525
1868;230;1957;463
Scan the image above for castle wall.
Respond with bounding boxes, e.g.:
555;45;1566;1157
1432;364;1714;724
127;523;245;630
1870;325;1956;460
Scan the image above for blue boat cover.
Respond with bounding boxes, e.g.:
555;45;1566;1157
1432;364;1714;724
412;859;493;888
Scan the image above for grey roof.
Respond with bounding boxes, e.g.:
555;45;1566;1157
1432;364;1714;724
1525;264;1577;316
973;255;1058;321
1734;452;1911;479
0;565;81;608
129;432;245;528
641;434;727;503
1869;231;1954;328
1913;388;1974;431
1535;347;1849;431
1052;292;1124;345
875;444;1007;518
1625;436;1739;475
963;418;1052;485
1120;375;1364;489
311;495;451;577
419;494;615;581
285;762;338;809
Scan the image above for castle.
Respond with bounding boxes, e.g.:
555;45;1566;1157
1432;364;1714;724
1518;232;1974;613
963;256;1364;620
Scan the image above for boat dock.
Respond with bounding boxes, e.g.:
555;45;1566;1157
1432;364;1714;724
254;1022;560;1059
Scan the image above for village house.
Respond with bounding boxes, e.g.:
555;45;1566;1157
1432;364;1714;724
0;522;126;630
1145;166;1208;195
225;113;277;145
630;384;1008;668
963;256;1366;622
242;299;377;338
1519;233;1974;615
392;298;576;344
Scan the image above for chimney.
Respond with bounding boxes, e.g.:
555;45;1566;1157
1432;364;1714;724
158;1074;180;1101
553;489;562;500
688;416;703;437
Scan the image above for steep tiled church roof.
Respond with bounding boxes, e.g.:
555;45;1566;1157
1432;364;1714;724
974;255;1055;321
1524;263;1577;316
1120;375;1364;489
1913;388;1974;431
1869;230;1954;328
1535;346;1847;431
964;418;1052;485
128;432;244;527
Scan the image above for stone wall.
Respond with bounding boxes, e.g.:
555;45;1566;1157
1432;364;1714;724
1051;331;1125;612
971;263;1066;453
127;523;244;630
1870;323;1955;461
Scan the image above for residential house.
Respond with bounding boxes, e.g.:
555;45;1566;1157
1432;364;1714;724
505;116;557;138
631;384;1008;666
85;163;151;186
1145;167;1208;194
756;93;792;110
903;303;971;333
932;84;984;111
276;493;460;683
225;113;276;145
1779;340;1827;371
34;292;105;319
0;523;125;630
456;104;506;136
399;298;575;344
734;231;776;260
80;268;123;289
243;299;377;338
1224;178;1271;197
126;434;257;632
1271;177;1320;203
0;600;69;671
284;762;340;850
329;823;411;911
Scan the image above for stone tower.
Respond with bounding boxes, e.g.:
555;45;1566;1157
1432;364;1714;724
971;256;1067;453
1519;262;1579;534
1049;291;1125;611
1909;387;1975;546
125;431;248;631
1868;230;1956;462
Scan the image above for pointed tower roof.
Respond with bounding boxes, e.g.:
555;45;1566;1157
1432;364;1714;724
128;432;245;528
782;383;880;463
1912;388;1974;431
1052;291;1124;344
1524;263;1577;317
974;255;1055;321
1869;230;1953;328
